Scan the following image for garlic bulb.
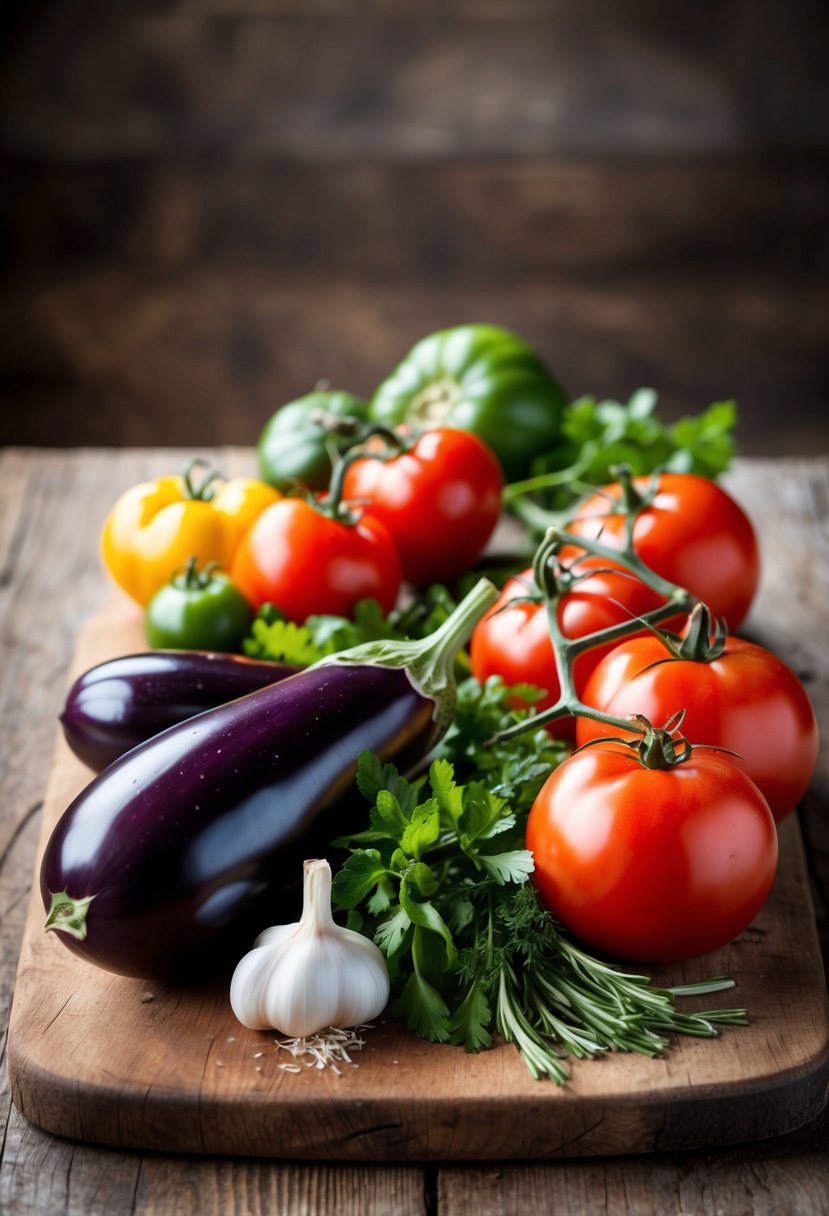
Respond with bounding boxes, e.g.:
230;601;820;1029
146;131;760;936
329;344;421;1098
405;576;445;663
229;858;390;1036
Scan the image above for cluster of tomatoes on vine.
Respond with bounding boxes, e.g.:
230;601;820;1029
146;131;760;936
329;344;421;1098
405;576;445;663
470;466;818;965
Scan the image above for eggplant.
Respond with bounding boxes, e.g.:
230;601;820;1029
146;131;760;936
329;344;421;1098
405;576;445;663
61;651;298;772
42;580;498;983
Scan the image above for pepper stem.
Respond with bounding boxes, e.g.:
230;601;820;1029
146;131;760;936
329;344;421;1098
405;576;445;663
182;456;223;502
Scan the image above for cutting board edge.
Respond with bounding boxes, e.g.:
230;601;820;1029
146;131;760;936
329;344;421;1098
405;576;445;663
9;1026;829;1161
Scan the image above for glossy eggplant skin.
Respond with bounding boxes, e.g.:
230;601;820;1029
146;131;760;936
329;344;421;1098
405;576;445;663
61;651;298;772
41;663;436;982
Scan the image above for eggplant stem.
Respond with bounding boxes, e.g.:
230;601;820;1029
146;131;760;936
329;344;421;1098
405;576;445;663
45;890;96;941
316;578;499;737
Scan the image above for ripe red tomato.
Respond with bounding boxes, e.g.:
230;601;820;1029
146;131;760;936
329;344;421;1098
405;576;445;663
566;473;760;630
230;498;401;621
575;631;819;821
341;427;503;585
468;558;667;737
526;741;778;962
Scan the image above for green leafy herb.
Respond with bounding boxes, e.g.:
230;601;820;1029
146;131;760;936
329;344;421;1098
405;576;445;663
333;744;746;1083
505;390;738;516
243;585;461;665
436;675;567;817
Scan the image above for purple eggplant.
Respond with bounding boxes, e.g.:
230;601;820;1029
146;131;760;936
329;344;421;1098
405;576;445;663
61;651;298;772
41;580;497;983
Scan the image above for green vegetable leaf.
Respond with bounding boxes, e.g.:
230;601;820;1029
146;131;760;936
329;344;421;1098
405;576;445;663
367;880;395;917
330;850;388;909
667;399;738;479
399;882;454;964
477;848;535;885
374;907;412;958
429;757;465;831
404;862;440;900
512;388;739;517
243;584;472;668
374;790;410;836
356;750;423;817
400;800;441;859
393;965;452;1042
458;784;512;847
243;614;326;666
450;978;493;1053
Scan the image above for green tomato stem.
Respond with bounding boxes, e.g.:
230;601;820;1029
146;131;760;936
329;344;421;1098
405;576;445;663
501;452;596;502
177;555;221;591
324;424;409;522
494;469;701;746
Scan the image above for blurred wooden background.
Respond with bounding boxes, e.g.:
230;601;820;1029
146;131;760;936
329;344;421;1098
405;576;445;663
1;0;828;454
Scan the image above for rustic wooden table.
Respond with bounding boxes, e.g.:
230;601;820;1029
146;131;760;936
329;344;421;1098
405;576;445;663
1;447;827;1215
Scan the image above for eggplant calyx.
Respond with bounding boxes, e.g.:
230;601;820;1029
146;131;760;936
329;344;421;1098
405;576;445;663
316;577;499;734
45;890;96;941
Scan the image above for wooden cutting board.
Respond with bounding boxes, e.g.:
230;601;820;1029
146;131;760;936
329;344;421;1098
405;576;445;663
8;600;829;1161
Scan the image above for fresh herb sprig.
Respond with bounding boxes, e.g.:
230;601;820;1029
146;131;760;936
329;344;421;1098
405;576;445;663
332;743;745;1083
504;390;737;521
243;585;461;666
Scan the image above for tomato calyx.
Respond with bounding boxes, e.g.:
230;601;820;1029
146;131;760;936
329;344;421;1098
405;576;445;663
610;604;727;681
171;555;223;592
575;710;694;770
309;407;411;458
629;712;693;768
671;602;727;662
310;418;415;526
576;709;745;773
181;456;223;502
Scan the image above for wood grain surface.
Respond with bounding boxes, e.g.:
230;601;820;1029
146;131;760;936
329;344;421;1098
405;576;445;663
1;449;828;1212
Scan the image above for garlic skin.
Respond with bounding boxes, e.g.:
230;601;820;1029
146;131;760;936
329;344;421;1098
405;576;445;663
229;858;390;1036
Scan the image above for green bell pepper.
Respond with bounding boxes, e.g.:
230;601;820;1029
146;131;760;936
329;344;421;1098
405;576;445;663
257;390;368;492
368;324;567;481
144;558;253;653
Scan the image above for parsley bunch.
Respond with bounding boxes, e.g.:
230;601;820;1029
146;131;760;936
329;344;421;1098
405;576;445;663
332;738;744;1084
504;390;737;520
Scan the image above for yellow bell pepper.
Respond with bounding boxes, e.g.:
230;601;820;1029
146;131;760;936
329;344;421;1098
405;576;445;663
211;476;282;551
100;458;281;606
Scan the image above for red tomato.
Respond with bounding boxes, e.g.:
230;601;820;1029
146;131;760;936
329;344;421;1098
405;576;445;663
341;427;503;585
230;498;401;621
468;558;667;737
566;473;760;630
575;631;818;821
526;741;778;962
